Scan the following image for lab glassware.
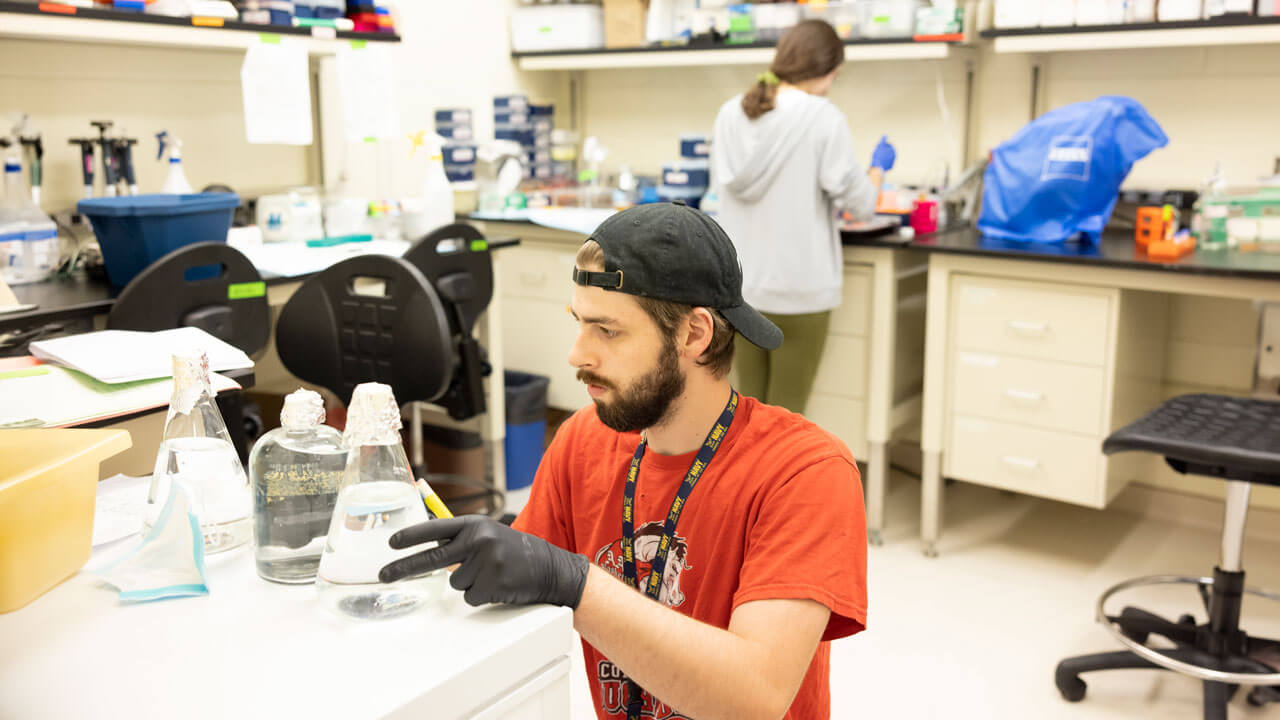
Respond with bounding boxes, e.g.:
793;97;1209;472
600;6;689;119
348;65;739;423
145;350;253;554
316;383;441;620
249;389;346;583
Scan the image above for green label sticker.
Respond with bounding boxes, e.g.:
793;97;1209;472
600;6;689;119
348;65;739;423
350;39;368;49
0;366;50;381
469;239;488;252
228;281;266;300
363;137;378;144
260;33;282;44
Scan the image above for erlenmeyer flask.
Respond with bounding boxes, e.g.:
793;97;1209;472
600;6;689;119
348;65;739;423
250;389;346;583
145;350;252;554
316;383;440;619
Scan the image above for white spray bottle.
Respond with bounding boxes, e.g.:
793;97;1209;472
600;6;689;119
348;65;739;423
402;130;455;240
156;131;194;194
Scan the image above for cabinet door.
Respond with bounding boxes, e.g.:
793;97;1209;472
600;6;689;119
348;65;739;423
811;335;868;400
805;395;868;459
502;297;586;412
498;246;578;302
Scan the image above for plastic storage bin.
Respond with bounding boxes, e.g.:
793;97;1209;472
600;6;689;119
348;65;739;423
503;370;549;491
510;5;604;52
0;429;132;613
78;193;240;290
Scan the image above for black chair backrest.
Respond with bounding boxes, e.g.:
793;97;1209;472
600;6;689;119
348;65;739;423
403;222;495;421
108;242;270;356
275;254;453;406
402;222;494;336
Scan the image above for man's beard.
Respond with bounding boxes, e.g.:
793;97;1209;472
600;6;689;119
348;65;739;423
578;341;685;433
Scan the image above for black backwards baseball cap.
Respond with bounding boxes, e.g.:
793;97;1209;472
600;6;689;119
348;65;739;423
571;201;783;351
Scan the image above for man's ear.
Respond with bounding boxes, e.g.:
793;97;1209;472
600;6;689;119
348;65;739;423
680;308;716;361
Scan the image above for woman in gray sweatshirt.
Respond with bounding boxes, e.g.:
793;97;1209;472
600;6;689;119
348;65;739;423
712;18;893;414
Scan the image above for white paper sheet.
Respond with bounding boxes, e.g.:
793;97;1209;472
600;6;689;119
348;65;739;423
92;474;151;547
336;42;400;142
30;327;253;384
238;239;410;279
0;365;240;428
241;38;314;146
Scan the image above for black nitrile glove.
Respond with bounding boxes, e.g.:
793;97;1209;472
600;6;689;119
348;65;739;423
379;515;590;609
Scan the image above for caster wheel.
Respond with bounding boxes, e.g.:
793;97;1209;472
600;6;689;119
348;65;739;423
1057;676;1087;703
1178;614;1197;627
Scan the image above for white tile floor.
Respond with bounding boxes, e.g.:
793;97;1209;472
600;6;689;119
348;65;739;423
563;473;1280;719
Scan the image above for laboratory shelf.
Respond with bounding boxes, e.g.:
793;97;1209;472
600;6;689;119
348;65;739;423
982;15;1280;53
513;38;961;71
0;0;400;55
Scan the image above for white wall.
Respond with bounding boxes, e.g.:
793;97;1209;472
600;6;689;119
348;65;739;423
0;39;315;212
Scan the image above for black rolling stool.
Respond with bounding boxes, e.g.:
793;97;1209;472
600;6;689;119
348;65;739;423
1055;394;1280;719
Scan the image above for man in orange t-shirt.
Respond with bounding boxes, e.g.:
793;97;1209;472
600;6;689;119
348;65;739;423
381;202;867;720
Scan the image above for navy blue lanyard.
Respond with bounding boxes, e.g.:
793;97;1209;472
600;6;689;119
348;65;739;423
621;389;738;720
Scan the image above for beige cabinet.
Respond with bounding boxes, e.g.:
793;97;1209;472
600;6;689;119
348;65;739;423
942;276;1167;508
497;243;585;411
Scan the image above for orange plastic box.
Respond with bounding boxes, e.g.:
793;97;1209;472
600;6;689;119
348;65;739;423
0;429;131;613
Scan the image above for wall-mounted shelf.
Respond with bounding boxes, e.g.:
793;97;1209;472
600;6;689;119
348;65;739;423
0;1;399;55
514;38;961;71
983;15;1280;53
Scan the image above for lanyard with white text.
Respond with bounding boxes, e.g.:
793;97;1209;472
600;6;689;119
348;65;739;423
620;389;738;720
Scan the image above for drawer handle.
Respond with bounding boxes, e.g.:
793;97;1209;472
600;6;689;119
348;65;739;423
1003;388;1044;403
1001;455;1041;470
1008;320;1048;337
519;271;547;286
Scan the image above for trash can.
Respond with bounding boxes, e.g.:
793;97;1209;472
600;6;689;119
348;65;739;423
504;370;549;490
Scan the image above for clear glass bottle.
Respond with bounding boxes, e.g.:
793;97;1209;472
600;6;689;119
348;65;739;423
249;389;346;583
145;350;252;554
316;383;440;620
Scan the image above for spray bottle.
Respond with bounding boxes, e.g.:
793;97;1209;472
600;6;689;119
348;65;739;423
156;131;194;194
0;138;58;285
402;130;454;241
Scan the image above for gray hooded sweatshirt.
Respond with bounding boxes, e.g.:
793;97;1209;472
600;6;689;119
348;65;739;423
712;87;877;315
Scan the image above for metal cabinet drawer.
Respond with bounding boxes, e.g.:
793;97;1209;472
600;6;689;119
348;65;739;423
497;246;577;302
829;267;872;337
952;277;1112;367
948;416;1105;507
952;351;1107;436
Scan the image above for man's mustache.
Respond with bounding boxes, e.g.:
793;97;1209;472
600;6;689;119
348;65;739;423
577;370;615;391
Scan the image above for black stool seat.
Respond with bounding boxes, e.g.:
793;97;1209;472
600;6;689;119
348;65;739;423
1103;394;1280;486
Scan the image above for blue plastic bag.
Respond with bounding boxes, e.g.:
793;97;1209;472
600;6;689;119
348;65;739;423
978;96;1168;243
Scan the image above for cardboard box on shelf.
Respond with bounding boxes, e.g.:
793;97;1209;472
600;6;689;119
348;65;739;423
604;0;648;48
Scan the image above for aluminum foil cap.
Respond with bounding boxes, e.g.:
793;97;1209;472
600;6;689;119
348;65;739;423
280;388;326;430
171;349;212;414
342;382;402;447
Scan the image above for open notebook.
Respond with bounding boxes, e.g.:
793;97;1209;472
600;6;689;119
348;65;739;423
30;327;254;384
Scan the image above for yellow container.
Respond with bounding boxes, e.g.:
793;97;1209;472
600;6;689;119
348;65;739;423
0;429;132;613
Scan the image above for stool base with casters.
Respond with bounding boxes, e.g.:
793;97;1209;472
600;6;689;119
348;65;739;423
1054;395;1280;720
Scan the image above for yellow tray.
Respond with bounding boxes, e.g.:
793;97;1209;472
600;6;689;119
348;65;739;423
0;429;132;613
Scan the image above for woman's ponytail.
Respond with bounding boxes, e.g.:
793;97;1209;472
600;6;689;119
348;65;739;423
742;70;781;120
740;20;845;120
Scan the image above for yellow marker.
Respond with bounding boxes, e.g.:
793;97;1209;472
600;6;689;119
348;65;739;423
415;478;454;519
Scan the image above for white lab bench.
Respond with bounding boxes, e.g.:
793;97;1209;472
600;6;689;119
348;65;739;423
0;544;574;719
470;214;926;546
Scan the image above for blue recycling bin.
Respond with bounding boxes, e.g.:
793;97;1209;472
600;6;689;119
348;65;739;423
504;370;549;491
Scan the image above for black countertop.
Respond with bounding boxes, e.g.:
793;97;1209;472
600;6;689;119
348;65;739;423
842;226;1280;281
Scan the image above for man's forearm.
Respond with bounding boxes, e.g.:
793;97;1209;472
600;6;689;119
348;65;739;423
572;565;799;720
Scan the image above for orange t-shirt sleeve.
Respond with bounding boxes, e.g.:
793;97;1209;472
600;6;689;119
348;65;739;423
731;456;868;641
512;411;576;553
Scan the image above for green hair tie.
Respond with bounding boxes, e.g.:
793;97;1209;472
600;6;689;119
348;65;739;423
757;71;780;86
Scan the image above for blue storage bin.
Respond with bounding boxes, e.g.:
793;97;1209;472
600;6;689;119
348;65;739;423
436;125;474;142
495;128;535;146
494;95;529;110
494;110;530;126
78;193;240;290
441;145;477;165
662;163;710;189
681;134;710;159
444;165;475;183
434;108;472;124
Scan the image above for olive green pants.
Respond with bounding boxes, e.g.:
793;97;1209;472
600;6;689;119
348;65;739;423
734;310;831;415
